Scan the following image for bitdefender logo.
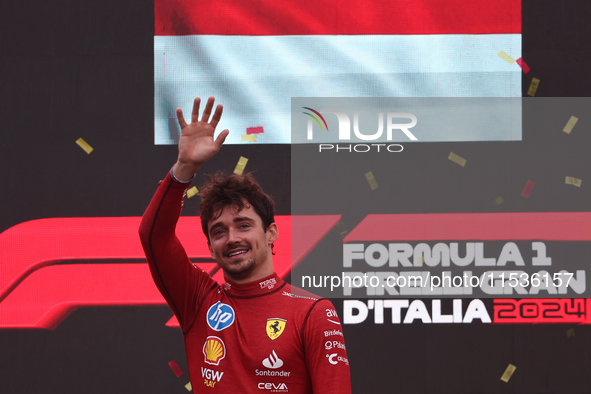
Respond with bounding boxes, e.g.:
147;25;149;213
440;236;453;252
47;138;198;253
302;106;417;152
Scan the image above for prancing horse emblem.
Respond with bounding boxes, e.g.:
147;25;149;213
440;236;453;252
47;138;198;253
266;318;287;340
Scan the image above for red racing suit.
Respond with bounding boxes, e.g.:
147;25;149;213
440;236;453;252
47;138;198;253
139;172;351;393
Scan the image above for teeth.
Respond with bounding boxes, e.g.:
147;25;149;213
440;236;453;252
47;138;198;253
228;250;246;257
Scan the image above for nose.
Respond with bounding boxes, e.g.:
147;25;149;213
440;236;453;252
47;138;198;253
226;227;240;244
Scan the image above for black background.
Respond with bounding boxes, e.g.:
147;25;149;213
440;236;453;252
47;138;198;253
1;0;591;393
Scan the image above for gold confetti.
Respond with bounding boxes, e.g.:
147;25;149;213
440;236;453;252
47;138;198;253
185;381;192;391
494;196;504;206
563;116;578;134
528;77;540;96
416;256;424;266
565;177;582;187
448;152;466;167
186;186;199;198
337;220;348;238
75;138;93;154
233;156;249;175
365;171;378;190
498;51;515;64
567;328;575;338
500;364;516;383
241;134;257;142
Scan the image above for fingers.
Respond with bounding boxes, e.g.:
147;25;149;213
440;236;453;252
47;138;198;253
191;97;201;124
179;97;220;129
210;104;224;129
200;96;215;123
176;107;187;129
215;129;230;148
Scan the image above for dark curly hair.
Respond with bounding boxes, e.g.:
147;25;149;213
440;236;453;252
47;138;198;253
199;172;276;244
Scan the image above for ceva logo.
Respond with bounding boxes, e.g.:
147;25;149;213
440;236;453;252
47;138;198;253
302;107;418;141
258;382;288;391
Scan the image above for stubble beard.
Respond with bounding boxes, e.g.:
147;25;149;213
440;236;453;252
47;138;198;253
221;250;256;281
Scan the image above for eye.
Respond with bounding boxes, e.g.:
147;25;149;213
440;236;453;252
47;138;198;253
239;223;251;229
212;229;225;237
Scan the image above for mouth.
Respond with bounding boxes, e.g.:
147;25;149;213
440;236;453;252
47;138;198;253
226;248;249;258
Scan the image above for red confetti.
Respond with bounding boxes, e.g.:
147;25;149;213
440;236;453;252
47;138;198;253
516;58;530;74
168;360;183;378
521;180;535;198
246;126;264;134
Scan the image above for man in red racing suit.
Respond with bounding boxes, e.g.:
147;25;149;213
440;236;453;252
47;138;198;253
139;97;351;393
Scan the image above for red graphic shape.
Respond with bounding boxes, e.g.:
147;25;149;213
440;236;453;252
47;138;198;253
246;126;264;134
166;316;179;328
345;212;591;242
155;0;521;36
168;360;183;377
0;215;339;329
516;57;530;74
0;264;188;329
0;217;212;304
521;180;535;198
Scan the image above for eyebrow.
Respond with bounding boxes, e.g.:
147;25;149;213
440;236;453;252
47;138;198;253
209;216;255;233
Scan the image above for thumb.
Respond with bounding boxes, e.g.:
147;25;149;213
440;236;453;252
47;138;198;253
215;129;229;148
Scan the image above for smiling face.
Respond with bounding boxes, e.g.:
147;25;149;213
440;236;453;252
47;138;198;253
207;202;278;284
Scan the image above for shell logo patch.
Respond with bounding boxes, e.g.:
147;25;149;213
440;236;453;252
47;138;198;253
203;336;226;366
266;318;287;340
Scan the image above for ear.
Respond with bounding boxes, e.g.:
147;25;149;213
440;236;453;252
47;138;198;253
266;223;278;246
207;241;216;261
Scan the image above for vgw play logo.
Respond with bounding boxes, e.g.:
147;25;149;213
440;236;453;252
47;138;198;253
302;107;418;153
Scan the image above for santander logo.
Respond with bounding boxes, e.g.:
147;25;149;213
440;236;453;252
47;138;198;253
262;350;283;369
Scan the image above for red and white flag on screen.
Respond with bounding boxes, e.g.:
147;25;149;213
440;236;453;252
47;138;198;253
154;0;522;144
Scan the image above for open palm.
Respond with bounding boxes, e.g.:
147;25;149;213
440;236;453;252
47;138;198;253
176;97;229;172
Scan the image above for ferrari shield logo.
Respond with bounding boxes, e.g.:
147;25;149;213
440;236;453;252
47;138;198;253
266;318;287;340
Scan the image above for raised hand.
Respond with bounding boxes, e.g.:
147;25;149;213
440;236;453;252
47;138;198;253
172;97;229;180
